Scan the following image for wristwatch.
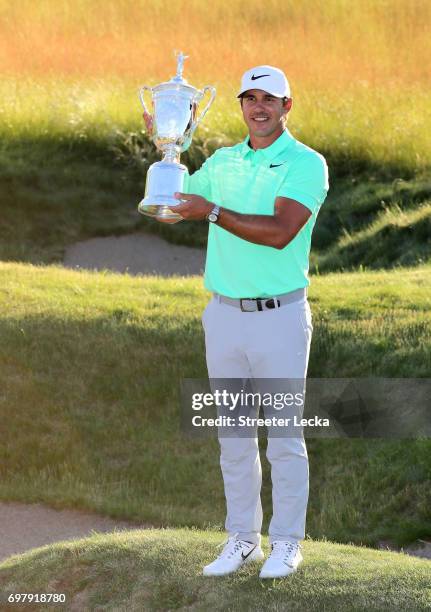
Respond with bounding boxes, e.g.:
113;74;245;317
207;204;220;224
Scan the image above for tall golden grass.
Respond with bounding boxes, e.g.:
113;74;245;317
0;0;430;87
0;0;430;171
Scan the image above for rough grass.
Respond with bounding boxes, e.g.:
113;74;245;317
0;529;430;611
1;127;430;270
1;0;429;87
1;78;430;174
313;198;431;272
0;0;430;269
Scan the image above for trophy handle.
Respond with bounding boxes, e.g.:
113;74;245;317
192;85;216;131
139;85;154;118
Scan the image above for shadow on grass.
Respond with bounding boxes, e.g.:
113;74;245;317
1;134;430;266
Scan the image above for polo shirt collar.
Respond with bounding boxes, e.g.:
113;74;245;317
240;128;295;161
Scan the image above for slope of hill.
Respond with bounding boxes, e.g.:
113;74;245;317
1;529;430;611
1;135;430;270
0;262;429;548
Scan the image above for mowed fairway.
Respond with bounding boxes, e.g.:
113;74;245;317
0;262;430;547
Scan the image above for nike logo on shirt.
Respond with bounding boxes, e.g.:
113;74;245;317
251;74;270;80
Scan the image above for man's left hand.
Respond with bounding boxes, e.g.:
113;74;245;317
168;193;213;221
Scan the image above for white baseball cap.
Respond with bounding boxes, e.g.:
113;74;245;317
237;65;291;98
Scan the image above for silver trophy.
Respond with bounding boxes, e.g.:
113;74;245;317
138;52;216;223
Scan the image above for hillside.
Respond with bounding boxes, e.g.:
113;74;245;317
1;529;430;611
1;134;430;271
0;262;429;548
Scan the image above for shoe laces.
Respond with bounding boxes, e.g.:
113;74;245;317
270;540;301;561
216;532;251;559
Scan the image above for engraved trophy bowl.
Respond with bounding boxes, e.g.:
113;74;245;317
138;52;216;223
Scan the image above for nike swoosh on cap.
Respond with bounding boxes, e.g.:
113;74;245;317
270;162;287;168
251;74;270;80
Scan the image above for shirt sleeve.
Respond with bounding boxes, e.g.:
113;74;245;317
276;152;329;214
183;155;213;201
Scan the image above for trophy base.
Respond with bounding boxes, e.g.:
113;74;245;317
138;196;183;224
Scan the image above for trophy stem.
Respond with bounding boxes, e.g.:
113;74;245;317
162;144;181;164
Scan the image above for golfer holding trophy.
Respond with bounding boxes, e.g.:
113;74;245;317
141;54;329;579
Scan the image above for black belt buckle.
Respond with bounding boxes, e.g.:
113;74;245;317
265;298;281;309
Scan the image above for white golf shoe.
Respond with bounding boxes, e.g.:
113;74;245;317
259;540;303;579
203;533;264;576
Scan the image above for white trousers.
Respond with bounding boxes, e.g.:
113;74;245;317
202;293;313;545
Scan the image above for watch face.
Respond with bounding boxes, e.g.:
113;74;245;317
208;213;218;223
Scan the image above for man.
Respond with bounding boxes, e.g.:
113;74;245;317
144;65;329;578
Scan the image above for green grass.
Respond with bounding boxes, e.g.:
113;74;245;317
1;127;430;269
0;262;430;549
310;173;431;271
0;129;216;264
1;77;430;173
314;201;431;272
1;77;430;269
1;2;430;604
312;175;431;249
0;1;430;270
1;529;430;611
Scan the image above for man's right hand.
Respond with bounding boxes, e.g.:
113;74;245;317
142;111;153;134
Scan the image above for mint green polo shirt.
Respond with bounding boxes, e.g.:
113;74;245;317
185;128;329;298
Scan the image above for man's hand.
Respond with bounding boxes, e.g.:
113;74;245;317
142;111;153;134
168;193;213;221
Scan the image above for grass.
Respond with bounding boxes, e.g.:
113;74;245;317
313;176;431;248
0;2;430;604
0;1;430;268
0;133;147;263
0;262;430;548
1;93;430;268
1;0;430;174
1;529;430;611
313;197;431;272
0;0;430;87
1;77;430;173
